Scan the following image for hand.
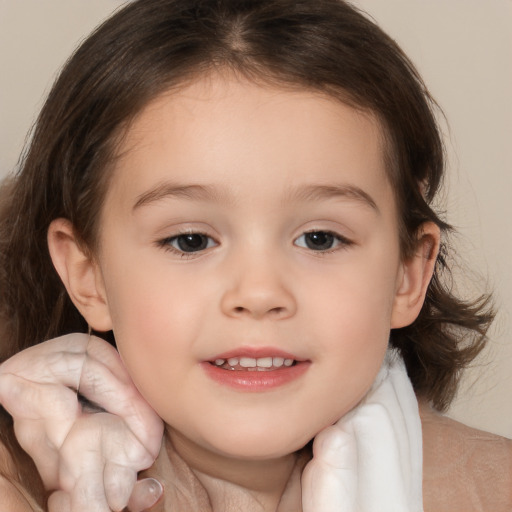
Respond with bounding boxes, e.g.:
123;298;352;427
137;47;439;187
0;333;164;511
301;350;423;512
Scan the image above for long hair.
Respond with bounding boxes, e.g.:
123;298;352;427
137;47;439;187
0;0;493;489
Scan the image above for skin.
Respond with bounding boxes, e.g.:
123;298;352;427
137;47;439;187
48;73;439;511
0;334;163;512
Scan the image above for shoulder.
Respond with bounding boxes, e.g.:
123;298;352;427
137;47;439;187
0;440;44;512
419;400;512;512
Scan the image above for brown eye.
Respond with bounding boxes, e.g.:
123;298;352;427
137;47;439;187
294;231;351;252
304;232;335;250
165;233;216;253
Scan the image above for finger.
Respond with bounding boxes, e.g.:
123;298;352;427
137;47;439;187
77;351;133;409
1;375;80;453
12;419;60;488
78;353;163;458
1;375;80;491
64;335;163;458
58;422;111;512
58;415;154;512
59;414;154;497
99;414;156;470
103;462;136;512
0;334;89;388
83;336;131;384
301;424;358;512
127;479;163;512
0;351;86;391
48;491;71;512
0;374;80;422
70;475;111;512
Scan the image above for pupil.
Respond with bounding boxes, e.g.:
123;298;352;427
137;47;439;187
178;234;207;252
305;232;334;250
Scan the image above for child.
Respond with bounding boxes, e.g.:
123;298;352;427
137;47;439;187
0;0;510;510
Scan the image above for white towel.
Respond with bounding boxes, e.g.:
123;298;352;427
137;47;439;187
301;349;423;512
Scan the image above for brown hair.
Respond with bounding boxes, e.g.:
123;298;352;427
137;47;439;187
0;0;493;470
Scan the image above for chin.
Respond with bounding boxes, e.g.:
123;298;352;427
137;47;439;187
203;428;314;461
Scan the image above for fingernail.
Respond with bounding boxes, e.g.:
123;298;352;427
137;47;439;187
145;478;163;502
128;478;163;511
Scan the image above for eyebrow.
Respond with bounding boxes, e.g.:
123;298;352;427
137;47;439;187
285;184;379;213
133;181;379;213
133;182;229;210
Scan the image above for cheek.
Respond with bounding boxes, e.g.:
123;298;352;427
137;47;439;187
301;249;400;331
101;270;169;378
298;251;398;388
101;263;215;408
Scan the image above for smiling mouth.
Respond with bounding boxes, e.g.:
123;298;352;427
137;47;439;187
203;352;309;390
209;356;297;371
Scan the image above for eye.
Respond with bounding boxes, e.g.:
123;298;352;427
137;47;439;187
161;233;217;254
294;231;351;251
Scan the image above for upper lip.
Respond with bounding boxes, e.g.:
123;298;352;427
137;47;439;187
206;346;307;362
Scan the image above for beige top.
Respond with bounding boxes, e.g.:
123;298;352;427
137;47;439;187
420;402;512;512
143;406;512;512
1;407;511;511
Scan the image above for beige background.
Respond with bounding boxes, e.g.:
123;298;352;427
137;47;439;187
0;1;511;437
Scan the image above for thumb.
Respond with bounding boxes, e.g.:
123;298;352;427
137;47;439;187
301;423;358;512
47;491;71;512
127;478;163;512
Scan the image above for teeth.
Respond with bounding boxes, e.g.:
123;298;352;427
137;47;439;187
212;356;296;369
257;357;273;368
240;357;257;368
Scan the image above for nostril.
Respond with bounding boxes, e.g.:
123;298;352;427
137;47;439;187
231;305;288;317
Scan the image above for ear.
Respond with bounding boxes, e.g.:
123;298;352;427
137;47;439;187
47;218;113;332
391;222;441;329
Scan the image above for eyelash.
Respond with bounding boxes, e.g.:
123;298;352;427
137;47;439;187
294;230;354;254
156;231;218;259
156;229;354;258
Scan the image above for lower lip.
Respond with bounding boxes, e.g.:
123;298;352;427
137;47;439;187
201;361;310;392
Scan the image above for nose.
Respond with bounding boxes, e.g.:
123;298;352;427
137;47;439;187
220;253;297;320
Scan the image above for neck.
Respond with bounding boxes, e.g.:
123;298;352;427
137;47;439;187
167;427;308;511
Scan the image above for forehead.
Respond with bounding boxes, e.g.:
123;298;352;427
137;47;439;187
108;74;393;213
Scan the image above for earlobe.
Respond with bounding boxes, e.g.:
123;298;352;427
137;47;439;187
391;222;441;329
47;218;113;332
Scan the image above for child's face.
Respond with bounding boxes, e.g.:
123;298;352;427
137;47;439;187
92;74;410;460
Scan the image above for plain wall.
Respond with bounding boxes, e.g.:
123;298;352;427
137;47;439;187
0;0;511;437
